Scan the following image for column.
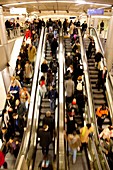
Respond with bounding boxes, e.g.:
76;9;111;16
105;7;113;71
0;6;10;92
93;18;99;29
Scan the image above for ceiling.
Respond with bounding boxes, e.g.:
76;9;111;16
0;0;113;17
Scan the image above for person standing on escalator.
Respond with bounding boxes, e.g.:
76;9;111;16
96;104;109;130
100;20;104;34
38;125;51;156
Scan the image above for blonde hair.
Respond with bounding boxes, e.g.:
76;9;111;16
46;111;51;117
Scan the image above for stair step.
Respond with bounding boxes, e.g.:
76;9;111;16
40;108;51;114
93;94;105;99
89;75;98;79
92;89;103;94
41;103;50;108
94;99;106;105
40;114;45;119
89;67;96;71
90;79;97;83
89;70;98;74
88;63;95;66
42;99;50;102
88;59;95;62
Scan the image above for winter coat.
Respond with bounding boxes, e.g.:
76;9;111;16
25;63;33;78
80;126;93;143
41;63;48;73
65;79;75;97
38;129;51;147
28;46;36;63
67;134;81;149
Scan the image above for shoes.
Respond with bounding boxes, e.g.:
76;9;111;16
72;160;76;164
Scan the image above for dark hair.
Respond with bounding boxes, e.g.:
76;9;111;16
86;123;91;129
2;127;7;131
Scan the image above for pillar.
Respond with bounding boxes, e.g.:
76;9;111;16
0;6;10;92
105;7;113;71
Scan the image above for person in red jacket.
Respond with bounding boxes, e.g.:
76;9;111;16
24;28;31;41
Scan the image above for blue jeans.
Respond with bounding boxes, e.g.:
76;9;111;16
69;146;77;163
50;99;55;112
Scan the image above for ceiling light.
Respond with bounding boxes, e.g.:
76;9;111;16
3;0;111;8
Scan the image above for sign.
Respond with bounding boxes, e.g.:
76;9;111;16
87;9;104;15
70;17;76;19
10;7;27;14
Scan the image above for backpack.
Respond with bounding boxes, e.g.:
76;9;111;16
52;62;57;73
76;82;82;91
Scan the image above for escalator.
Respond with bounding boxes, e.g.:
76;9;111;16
32;32;58;170
64;35;89;170
83;37;111;130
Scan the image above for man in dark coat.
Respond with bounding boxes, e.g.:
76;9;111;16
43;111;54;138
51;38;58;57
38;125;51;155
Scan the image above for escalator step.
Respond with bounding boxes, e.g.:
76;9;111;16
89;70;98;74
40;108;51;114
65;48;72;51
89;75;98;79
40;114;45;119
94;99;106;105
90;79;97;83
92;89;103;94
89;67;96;71
41;103;50;107
93;94;105;99
88;59;95;62
88;63;95;66
42;99;50;102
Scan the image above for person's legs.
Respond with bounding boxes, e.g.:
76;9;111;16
72;148;77;163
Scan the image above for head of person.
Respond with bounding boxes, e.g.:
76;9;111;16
1;127;7;134
46;111;51;117
73;131;77;136
101;104;106;110
15;99;20;106
43;59;47;64
86;123;91;129
9;137;13;143
12;113;18;119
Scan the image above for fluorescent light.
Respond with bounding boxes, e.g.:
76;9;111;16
3;0;112;7
10;7;27;14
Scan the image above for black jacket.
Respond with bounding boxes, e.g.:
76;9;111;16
38;129;51;147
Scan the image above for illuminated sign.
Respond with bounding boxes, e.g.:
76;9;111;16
10;7;27;14
87;9;104;15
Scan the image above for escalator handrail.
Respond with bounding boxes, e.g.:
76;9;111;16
58;28;66;170
89;27;105;55
15;27;45;169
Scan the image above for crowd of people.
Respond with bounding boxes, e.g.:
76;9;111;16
86;28;113;168
63;21;94;166
1;16;112;169
37;19;60;170
0;19;44;168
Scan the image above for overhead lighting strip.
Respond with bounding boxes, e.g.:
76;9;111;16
2;0;112;7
